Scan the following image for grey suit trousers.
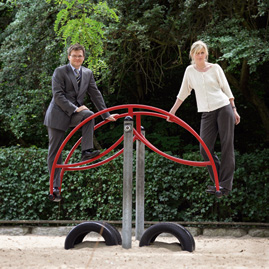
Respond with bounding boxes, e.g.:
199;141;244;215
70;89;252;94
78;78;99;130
47;110;94;188
199;104;235;190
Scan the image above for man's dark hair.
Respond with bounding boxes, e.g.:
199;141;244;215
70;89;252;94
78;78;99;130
67;43;85;56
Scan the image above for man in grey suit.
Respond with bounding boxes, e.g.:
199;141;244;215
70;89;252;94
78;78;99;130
44;44;118;202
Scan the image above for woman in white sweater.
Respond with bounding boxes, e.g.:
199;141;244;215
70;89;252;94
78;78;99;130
168;40;240;198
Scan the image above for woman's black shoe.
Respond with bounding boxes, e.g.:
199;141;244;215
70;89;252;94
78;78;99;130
205;185;230;198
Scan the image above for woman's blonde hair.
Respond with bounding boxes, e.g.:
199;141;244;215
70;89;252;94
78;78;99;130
189;40;209;64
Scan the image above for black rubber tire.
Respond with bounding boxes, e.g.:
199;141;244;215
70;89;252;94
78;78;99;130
149;223;195;249
139;222;195;252
96;221;122;245
180;224;195;250
64;221;118;249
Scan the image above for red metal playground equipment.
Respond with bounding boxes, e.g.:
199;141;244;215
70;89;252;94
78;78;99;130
48;104;221;251
48;104;220;197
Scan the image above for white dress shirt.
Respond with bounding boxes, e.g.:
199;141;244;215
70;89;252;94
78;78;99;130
70;63;81;76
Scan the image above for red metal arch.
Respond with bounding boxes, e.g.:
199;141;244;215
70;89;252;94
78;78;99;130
49;104;219;195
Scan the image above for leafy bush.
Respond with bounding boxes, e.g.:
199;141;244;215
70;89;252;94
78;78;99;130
0;147;268;222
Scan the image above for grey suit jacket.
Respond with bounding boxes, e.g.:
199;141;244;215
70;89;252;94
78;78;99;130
44;64;110;131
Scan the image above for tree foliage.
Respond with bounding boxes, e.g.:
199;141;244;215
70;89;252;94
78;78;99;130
103;0;186;101
0;0;62;147
50;0;118;73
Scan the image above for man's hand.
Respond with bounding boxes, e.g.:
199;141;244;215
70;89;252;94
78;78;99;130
76;105;89;113
106;114;119;121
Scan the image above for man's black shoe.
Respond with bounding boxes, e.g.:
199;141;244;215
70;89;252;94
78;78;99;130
52;187;62;202
81;149;100;161
205;185;230;198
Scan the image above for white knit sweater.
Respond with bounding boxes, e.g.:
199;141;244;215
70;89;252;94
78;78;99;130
177;64;234;112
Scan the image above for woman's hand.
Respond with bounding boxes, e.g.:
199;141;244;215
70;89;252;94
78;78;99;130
167;111;175;122
234;110;240;125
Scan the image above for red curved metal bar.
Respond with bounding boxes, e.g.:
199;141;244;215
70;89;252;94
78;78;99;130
61;135;124;169
49;104;219;195
133;129;211;167
59;135;125;189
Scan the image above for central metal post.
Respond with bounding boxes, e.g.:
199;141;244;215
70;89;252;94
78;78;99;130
122;116;133;249
135;127;145;240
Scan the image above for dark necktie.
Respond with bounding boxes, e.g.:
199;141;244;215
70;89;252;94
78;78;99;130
75;69;81;84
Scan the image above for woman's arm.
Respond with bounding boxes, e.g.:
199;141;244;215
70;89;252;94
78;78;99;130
167;98;183;122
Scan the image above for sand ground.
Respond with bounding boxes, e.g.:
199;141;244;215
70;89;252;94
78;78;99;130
0;234;268;269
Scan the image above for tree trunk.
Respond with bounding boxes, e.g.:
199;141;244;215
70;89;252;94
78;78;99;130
135;64;144;102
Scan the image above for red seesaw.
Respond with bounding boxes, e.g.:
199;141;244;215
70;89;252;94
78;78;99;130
48;104;220;198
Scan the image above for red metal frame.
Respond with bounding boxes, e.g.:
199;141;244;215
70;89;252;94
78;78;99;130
49;104;219;195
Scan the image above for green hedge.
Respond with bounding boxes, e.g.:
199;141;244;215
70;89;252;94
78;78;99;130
0;147;268;222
